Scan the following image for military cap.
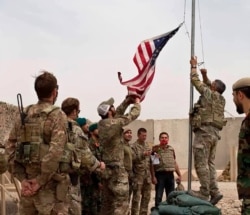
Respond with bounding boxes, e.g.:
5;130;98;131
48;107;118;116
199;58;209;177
76;117;87;126
123;127;132;134
97;97;114;116
89;123;98;132
232;77;250;91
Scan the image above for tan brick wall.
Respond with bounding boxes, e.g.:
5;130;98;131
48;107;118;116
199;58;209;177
0;102;19;143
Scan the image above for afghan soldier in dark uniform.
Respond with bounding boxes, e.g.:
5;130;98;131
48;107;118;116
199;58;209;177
232;77;250;215
98;95;141;215
81;122;103;215
189;56;227;205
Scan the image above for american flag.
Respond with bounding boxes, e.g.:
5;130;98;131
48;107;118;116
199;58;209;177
118;23;182;101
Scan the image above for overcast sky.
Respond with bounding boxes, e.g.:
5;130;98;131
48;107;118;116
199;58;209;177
0;0;250;122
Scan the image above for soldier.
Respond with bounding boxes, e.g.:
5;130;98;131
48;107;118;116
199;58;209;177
82;122;103;215
131;127;153;215
151;132;182;208
232;77;250;215
189;56;227;205
61;98;105;215
76;117;89;137
122;127;134;202
5;71;69;214
97;95;141;215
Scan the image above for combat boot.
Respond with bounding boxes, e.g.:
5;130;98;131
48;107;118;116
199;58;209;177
210;193;223;205
188;190;209;201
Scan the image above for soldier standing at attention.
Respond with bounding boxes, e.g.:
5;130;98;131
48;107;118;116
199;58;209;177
232;77;250;215
61;98;105;215
131;127;153;215
97;95;141;215
151;132;182;208
83;122;103;215
122;127;134;202
189;56;227;205
6;71;69;214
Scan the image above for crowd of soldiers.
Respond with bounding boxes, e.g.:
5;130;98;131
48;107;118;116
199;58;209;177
1;56;250;215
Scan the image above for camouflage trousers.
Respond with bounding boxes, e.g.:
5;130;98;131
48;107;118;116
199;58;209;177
100;166;129;215
131;174;151;215
19;186;69;215
242;199;250;215
193;126;220;197
69;183;81;215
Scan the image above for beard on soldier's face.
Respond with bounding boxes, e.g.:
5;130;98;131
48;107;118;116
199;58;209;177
236;103;244;114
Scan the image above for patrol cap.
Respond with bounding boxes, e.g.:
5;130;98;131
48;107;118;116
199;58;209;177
123;127;132;134
89;123;98;132
76;117;87;126
232;77;250;91
97;97;114;116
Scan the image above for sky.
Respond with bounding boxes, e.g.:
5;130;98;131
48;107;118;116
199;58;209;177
0;0;250;122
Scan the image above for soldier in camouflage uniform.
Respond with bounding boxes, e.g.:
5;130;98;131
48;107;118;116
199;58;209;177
232;77;250;215
5;71;69;215
131;127;153;215
98;95;141;215
61;98;105;215
81;122;103;215
151;132;182;208
189;57;227;205
122;127;134;202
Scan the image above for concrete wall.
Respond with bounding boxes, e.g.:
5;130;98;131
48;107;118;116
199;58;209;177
126;117;243;170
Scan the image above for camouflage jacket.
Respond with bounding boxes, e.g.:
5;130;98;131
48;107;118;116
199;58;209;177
6;101;68;185
98;99;140;165
67;119;100;172
237;111;250;199
191;71;226;130
123;139;133;172
131;140;151;177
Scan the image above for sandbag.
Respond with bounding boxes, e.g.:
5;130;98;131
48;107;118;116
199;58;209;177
175;194;212;207
158;203;192;215
191;205;221;215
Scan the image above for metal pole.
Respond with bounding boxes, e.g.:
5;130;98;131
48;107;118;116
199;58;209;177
188;0;195;191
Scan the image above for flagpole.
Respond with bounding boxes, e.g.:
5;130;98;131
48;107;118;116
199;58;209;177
188;0;195;191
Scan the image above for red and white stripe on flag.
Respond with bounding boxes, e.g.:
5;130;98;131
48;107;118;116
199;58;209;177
118;24;182;102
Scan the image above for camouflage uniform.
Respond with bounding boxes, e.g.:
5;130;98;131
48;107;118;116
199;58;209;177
65;119;101;215
81;135;102;215
131;140;152;215
237;111;250;214
123;134;134;202
190;69;226;200
98;98;141;215
6;101;69;215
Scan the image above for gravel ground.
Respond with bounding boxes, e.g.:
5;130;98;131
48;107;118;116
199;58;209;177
148;181;242;215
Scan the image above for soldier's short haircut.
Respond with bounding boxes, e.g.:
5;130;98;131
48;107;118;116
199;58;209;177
137;127;147;135
214;79;226;94
34;71;58;100
159;132;169;139
61;97;80;115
